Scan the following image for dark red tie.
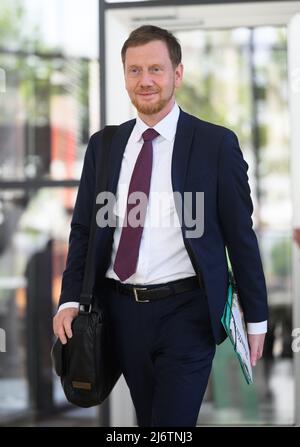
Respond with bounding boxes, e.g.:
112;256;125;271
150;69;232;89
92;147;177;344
113;128;159;281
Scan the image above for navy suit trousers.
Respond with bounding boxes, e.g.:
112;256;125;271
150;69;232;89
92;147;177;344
101;281;216;427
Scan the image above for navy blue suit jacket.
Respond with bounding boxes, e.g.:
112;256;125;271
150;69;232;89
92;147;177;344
59;108;268;344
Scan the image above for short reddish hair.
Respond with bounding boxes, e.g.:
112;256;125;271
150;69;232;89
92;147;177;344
121;25;182;68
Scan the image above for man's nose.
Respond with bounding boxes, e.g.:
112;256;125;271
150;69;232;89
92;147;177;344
139;71;154;87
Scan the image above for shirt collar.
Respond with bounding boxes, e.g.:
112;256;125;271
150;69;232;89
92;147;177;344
132;102;180;143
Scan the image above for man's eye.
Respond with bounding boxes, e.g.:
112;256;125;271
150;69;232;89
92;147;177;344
129;68;139;75
150;67;161;73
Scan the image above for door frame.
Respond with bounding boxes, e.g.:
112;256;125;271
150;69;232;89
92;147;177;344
99;0;300;426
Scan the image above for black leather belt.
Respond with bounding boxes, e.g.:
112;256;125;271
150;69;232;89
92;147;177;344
104;276;201;303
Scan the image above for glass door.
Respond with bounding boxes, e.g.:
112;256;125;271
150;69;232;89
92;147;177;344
104;0;299;426
176;26;292;425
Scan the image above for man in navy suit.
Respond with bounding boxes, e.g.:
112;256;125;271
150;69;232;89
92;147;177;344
53;25;268;426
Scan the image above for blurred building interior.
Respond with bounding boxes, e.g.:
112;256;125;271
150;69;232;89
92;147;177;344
1;0;300;427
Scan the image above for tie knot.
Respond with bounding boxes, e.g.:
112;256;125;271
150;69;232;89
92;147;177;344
142;128;159;142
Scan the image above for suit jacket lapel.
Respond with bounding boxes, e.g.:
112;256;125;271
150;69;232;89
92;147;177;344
106;119;136;194
106;109;196;197
171;109;196;196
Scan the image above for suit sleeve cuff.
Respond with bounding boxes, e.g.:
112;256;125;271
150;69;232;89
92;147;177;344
247;320;267;334
58;302;80;313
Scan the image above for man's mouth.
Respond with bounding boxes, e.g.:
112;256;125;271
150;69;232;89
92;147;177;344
136;91;159;96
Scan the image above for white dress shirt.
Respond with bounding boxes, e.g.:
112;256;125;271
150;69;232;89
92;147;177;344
106;103;195;284
59;103;267;334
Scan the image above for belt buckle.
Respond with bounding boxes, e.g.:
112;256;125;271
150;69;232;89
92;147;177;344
133;287;149;303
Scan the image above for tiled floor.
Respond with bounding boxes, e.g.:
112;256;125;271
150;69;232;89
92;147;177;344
199;358;294;426
1;358;294;427
25;407;100;427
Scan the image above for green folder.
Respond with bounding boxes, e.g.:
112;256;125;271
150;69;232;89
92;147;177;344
221;268;253;385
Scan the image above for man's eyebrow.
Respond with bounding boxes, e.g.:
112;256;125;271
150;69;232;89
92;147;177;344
126;63;165;69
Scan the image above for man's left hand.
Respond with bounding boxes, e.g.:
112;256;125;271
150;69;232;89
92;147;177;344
248;333;266;367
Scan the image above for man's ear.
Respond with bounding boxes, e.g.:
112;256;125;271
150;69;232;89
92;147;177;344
175;63;184;88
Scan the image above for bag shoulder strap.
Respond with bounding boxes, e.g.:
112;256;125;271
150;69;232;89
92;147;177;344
80;125;118;307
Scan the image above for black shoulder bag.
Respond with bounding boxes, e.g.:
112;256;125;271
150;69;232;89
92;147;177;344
51;126;121;407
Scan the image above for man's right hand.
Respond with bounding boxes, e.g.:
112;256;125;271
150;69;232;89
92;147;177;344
53;308;79;344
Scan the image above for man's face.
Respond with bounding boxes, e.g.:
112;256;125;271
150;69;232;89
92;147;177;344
124;40;183;117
